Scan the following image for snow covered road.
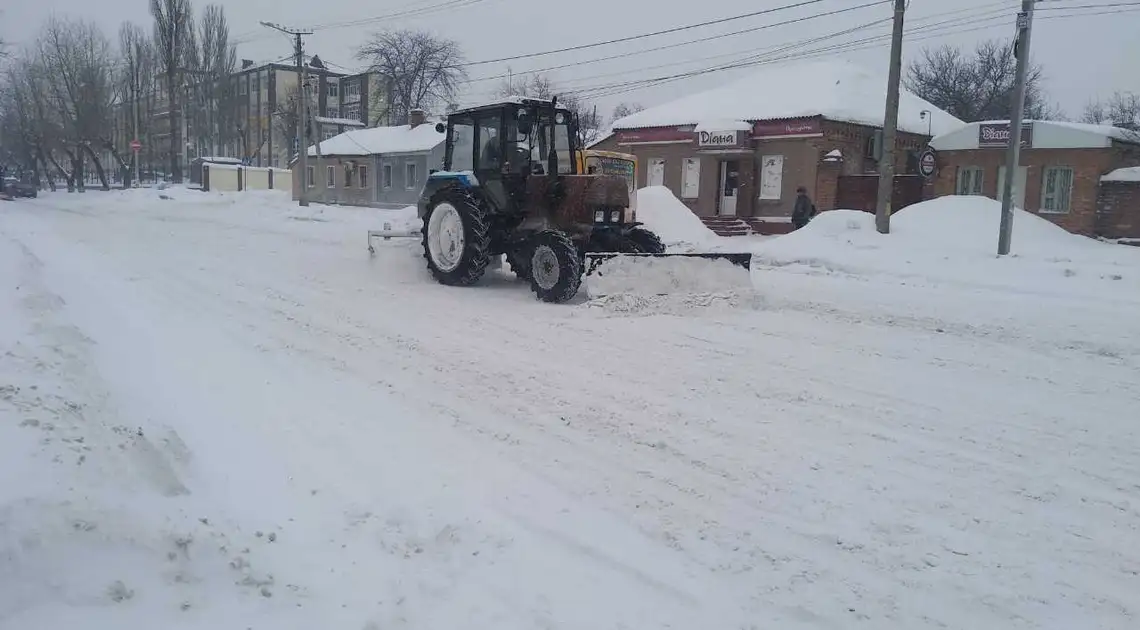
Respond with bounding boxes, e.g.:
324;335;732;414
2;190;1138;629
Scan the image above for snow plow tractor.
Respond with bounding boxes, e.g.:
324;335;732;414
416;96;751;303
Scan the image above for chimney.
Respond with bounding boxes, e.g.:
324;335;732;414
241;59;254;69
409;109;426;128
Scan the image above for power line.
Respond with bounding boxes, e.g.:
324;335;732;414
456;0;868;68
558;4;1137;103
538;7;1014;100
459;0;1014;100
460;0;893;85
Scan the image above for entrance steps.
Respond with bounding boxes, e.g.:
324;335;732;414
700;216;796;237
700;217;752;237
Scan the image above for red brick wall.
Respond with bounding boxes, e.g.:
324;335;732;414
1097;182;1140;239
603;119;934;220
930;147;1126;235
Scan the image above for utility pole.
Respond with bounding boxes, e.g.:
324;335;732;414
260;21;313;206
132;92;141;188
997;0;1036;256
875;0;907;234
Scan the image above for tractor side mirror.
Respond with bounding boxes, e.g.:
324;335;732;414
435;122;445;133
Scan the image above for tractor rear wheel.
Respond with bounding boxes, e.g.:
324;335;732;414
421;191;491;286
528;230;582;303
624;227;666;254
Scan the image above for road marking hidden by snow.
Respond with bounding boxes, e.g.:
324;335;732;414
0;209;738;629
4;191;1140;629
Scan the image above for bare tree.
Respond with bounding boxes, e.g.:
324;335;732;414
150;0;192;182
37;17;117;190
357;29;465;124
611;102;644;121
118;22;158;185
183;4;238;160
495;73;604;147
1081;92;1140;131
905;39;1062;122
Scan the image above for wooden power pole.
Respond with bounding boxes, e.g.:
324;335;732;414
875;0;907;234
260;22;313;207
997;0;1037;256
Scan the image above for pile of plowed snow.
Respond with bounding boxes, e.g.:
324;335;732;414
634;187;720;251
584;255;752;298
752;195;1140;296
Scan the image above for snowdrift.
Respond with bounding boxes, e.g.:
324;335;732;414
633;187;719;252
753;196;1140;297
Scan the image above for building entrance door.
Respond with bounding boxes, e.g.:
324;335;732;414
719;160;740;216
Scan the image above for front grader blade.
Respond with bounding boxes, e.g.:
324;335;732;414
584;252;751;275
582;252;754;298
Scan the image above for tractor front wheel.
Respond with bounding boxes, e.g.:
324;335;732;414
528;230;582;303
624;226;666;254
421;191;491;286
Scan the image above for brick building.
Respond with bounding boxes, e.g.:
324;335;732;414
927;120;1140;237
591;60;962;233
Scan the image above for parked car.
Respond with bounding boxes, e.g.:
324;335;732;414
2;177;37;198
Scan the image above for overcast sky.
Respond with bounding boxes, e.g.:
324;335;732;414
3;0;1138;122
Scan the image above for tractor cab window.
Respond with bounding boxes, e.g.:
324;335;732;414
476;114;502;172
448;117;475;172
508;109;574;175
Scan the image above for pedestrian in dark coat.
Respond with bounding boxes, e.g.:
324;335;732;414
791;186;817;230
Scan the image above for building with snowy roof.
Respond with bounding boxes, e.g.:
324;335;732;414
292;110;445;208
591;59;963;233
928;120;1140;238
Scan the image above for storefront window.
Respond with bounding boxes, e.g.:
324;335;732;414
1040;166;1074;214
956;166;984;195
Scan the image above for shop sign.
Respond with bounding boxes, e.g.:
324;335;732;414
978;122;1033;148
698;130;739;147
918;148;937;178
752;117;822;138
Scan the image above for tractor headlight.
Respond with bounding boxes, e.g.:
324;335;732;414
594;210;605;223
610;210;621;223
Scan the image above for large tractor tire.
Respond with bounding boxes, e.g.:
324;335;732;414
528;230;583;303
421;190;492;286
624;226;666;254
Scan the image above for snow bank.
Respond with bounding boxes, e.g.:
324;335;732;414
753;196;1140;297
634;186;719;251
1102;166;1140;183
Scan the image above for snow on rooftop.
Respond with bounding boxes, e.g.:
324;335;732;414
612;59;963;137
694;119;752;132
314;116;365;128
308;124;444;157
1102;166;1140;182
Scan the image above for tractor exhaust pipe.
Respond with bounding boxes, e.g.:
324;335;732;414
548;96;559;185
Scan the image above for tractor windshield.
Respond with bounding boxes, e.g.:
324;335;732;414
511;110;573;175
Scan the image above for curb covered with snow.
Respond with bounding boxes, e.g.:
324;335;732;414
751;196;1140;298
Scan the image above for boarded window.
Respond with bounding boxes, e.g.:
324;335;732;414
647;158;665;187
359;165;369;188
406;162;417;189
759;155;783;200
383;163;392;188
326;165;335;187
681;158;700;199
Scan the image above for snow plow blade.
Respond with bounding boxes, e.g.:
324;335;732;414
583;252;753;298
